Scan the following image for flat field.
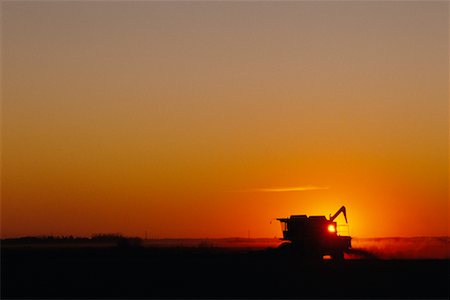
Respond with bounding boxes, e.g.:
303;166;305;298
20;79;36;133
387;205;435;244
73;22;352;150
2;245;448;299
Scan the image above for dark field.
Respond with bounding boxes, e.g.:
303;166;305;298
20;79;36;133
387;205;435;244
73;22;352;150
2;246;449;299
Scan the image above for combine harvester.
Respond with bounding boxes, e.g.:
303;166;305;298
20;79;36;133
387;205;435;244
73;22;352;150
277;206;351;260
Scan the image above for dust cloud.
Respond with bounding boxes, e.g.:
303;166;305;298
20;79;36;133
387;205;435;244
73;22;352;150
349;237;449;259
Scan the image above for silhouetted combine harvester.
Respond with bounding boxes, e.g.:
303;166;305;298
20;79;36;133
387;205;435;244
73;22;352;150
277;206;351;260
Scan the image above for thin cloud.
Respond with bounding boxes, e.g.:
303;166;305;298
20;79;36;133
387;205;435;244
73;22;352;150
251;186;329;192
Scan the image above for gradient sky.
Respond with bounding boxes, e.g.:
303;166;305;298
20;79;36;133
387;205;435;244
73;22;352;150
2;1;448;238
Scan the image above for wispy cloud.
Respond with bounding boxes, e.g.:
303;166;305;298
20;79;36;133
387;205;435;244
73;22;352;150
246;185;329;193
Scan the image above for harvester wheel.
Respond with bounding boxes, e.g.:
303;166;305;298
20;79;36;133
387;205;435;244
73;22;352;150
277;242;292;255
333;251;344;261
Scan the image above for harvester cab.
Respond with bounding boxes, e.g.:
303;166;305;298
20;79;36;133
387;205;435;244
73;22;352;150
277;206;351;260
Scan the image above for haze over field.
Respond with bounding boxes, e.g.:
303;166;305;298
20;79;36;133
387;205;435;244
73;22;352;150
2;2;448;238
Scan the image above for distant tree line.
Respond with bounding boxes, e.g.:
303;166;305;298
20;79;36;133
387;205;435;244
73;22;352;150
1;234;143;248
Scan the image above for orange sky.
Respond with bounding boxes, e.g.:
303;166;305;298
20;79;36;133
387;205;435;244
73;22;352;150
2;2;448;238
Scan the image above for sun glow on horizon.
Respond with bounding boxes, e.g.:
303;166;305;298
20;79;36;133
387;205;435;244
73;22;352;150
328;225;336;233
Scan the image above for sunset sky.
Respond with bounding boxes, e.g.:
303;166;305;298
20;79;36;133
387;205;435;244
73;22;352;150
2;1;448;238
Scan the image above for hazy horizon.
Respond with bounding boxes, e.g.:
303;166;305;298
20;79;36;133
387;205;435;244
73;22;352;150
3;235;449;260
